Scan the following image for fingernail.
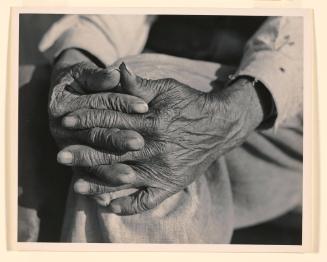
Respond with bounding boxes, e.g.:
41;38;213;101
62;116;78;128
105;67;120;74
57;151;73;165
73;180;89;194
110;203;122;214
133;102;148;113
120;62;132;75
127;137;144;150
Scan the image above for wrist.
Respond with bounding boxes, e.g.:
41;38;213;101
212;78;265;132
233;78;265;130
54;48;97;71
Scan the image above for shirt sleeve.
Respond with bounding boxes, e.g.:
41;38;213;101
233;16;303;127
38;15;155;66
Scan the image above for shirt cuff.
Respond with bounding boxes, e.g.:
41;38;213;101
227;74;277;130
233;50;302;128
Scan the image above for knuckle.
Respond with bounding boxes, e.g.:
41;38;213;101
88;94;103;108
138;77;149;88
141;113;159;133
70;96;86;110
111;94;124;111
49;93;65;118
151;116;162;135
88;182;96;194
89;181;103;195
165;78;179;88
106;153;121;165
143;195;157;210
78;112;89;127
134;190;154;213
164;77;176;84
121;97;134;113
94;151;111;166
88;128;99;144
81;110;100;128
88;128;105;145
95;184;105;194
71;150;84;166
106;94;117;110
103;130;116;147
88;128;122;150
74;149;102;166
72;62;92;77
84;151;116;166
70;66;82;81
111;132;126;150
94;94;115;110
85;111;96;127
155;115;164;131
102;111;117;128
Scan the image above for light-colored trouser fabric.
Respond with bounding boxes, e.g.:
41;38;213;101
61;53;302;243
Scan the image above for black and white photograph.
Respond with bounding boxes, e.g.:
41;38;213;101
16;11;311;247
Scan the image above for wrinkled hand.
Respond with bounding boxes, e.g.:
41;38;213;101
57;63;264;215
49;61;149;152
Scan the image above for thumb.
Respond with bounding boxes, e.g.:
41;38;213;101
108;187;171;215
69;63;120;93
119;62;162;103
83;65;120;93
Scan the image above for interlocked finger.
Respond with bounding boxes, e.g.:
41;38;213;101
62;92;149;116
88;163;143;187
57;145;144;167
71;64;121;93
73;176;136;195
74;128;145;152
108;187;172;215
61;108;154;132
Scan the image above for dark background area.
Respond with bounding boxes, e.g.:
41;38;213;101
19;14;302;244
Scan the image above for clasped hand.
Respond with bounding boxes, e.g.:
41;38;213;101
51;61;263;215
